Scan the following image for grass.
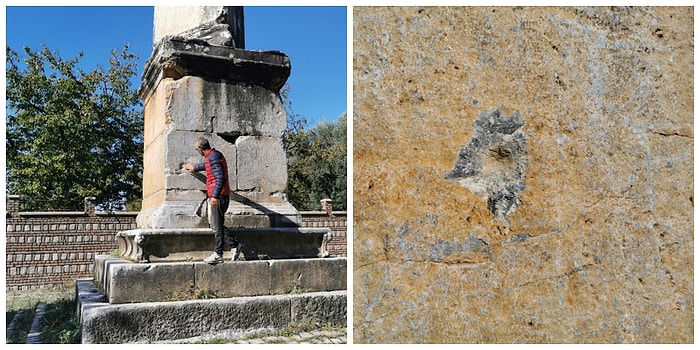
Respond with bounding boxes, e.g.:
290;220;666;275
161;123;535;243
39;299;81;344
6;283;74;312
6;308;35;344
5;283;80;344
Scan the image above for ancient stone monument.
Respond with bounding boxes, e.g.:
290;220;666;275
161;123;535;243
138;6;298;231
76;7;346;343
353;7;693;344
110;5;333;263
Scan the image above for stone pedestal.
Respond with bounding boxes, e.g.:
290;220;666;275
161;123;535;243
137;38;299;229
76;7;346;344
116;227;333;263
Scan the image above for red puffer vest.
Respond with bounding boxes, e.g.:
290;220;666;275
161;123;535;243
204;148;231;198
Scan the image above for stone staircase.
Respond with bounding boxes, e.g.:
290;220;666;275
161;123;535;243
76;258;346;343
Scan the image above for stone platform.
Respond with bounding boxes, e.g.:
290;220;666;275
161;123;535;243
93;255;347;304
76;279;347;344
116;227;332;263
77;255;347;343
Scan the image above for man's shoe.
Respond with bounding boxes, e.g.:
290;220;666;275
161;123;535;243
204;252;224;265
232;243;245;261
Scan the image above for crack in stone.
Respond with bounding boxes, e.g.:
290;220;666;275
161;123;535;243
651;130;693;138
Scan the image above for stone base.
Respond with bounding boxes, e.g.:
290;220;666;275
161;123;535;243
93;255;347;304
136;200;301;230
76;278;347;344
116;227;330;263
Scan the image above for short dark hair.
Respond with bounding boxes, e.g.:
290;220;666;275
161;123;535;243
197;137;211;150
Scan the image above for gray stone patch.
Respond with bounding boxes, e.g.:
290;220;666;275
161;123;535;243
428;237;491;263
445;109;529;219
503;233;532;245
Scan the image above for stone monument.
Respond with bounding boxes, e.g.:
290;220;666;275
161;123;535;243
138;5;298;230
108;5;335;263
76;7;346;343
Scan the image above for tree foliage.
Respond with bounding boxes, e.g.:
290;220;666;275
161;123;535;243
282;85;347;211
6;44;143;211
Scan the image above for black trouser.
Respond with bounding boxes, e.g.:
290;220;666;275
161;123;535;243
207;197;237;255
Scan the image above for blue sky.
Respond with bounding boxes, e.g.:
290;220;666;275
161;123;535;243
4;6;348;127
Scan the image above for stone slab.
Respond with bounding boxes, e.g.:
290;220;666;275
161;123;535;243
77;279;347;344
160;76;286;137
140;38;290;99
268;258;348;295
116;227;328;263
352;6;694;344
94;255;347;304
236;136;288;193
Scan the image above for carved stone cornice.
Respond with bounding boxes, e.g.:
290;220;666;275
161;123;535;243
139;37;291;99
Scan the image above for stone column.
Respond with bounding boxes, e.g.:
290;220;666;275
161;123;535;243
136;6;299;229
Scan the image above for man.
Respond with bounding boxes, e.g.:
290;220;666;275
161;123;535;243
184;137;243;265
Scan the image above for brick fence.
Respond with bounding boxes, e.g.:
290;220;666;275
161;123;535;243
5;195;347;292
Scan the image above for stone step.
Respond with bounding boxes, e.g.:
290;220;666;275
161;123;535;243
5;308;28;342
93;255;346;304
25;304;47;344
76;278;346;344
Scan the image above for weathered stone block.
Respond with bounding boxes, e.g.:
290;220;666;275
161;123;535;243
79;293;289;343
106;262;195;304
140;134;166;208
236;136;287;193
353;6;693;344
269;257;347;294
163;77;286;137
116;227;331;263
90;255;347;304
78;287;346;344
208;83;287;138
290;291;348;327
136;201;208;229
162;131;238;191
195;260;270;297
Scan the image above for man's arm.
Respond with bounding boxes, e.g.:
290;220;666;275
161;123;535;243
184;162;205;172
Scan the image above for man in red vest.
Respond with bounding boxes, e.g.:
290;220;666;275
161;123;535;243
184;137;243;265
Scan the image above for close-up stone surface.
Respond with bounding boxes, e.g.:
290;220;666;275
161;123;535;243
353;7;693;343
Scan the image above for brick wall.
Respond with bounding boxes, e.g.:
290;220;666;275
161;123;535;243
5;196;347;291
5;196;137;292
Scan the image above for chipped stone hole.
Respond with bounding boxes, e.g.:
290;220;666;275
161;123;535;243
217;131;251;144
445;109;529;220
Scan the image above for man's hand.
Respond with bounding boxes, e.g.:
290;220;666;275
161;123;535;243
184;164;195;173
210;197;219;207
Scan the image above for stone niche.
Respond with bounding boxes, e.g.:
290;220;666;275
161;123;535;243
352;6;694;344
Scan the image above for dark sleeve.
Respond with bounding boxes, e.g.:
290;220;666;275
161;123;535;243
208;151;226;198
193;162;205;172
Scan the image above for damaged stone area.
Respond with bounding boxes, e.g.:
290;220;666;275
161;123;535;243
353;6;693;343
445;109;529;220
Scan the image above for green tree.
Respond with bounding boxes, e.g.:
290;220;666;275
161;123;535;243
6;44;143;211
282;85;347;211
